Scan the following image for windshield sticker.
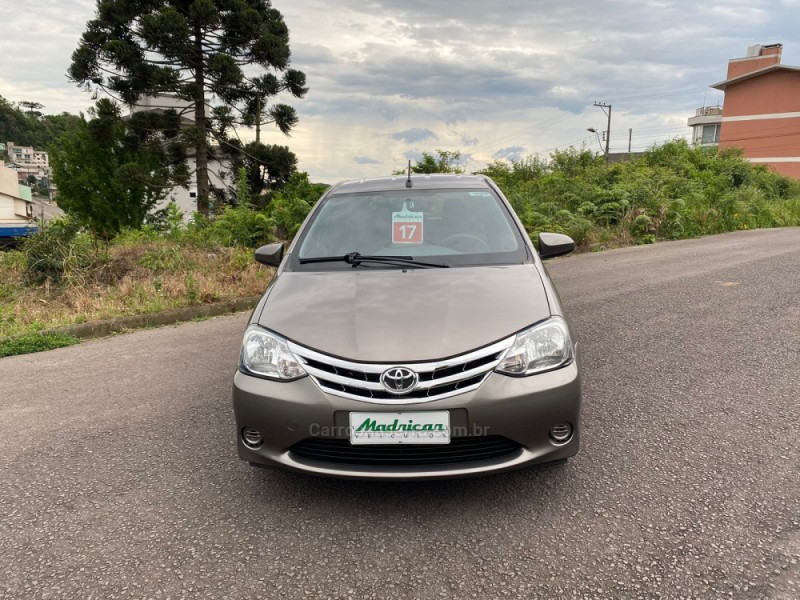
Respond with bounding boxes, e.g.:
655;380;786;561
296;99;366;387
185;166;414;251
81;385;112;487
469;191;491;196
392;210;424;244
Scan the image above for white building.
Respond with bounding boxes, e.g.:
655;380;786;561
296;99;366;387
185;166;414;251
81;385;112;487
687;106;723;147
129;95;230;217
0;164;37;239
5;142;52;186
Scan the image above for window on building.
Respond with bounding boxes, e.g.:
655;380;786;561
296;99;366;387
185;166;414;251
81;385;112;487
701;124;720;145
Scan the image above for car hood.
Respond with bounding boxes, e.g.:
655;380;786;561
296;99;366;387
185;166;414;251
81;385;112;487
258;265;551;362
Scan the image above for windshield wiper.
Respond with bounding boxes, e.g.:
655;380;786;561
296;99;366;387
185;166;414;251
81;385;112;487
299;252;449;268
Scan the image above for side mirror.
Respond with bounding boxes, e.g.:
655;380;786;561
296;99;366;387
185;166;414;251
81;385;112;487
254;242;285;267
538;232;575;260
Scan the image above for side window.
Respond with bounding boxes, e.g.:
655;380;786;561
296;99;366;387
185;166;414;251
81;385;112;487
702;124;720;145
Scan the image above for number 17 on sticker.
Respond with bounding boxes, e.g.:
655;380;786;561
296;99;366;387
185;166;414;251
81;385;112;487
392;210;424;244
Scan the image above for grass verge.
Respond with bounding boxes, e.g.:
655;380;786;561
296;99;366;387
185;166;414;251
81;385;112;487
0;237;273;341
0;332;80;358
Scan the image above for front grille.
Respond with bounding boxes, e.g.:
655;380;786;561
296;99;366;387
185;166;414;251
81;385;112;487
289;436;522;467
288;336;515;405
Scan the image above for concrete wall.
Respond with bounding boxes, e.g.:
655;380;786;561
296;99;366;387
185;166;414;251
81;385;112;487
0;195;30;222
0;164;20;196
0;192;15;220
153;157;231;218
726;46;782;80
128;96;230;219
0;166;35;222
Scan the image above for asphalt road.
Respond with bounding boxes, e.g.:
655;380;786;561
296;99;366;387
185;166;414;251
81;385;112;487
29;196;64;222
1;228;798;599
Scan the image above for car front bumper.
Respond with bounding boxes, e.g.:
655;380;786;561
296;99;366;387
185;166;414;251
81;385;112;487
232;361;581;480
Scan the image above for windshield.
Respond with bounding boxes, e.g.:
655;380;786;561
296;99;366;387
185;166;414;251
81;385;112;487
293;188;528;269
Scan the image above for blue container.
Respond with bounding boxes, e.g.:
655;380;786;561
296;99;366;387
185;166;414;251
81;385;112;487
0;225;39;238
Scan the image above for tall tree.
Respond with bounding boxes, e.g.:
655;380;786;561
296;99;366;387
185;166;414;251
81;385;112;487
393;150;465;175
241;73;301;143
226;138;297;204
19;101;44;118
51;99;184;239
0;96;31;146
0;95;83;150
68;0;307;216
412;150;464;174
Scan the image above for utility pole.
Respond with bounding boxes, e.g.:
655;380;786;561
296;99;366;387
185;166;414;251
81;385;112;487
628;128;632;158
594;102;612;164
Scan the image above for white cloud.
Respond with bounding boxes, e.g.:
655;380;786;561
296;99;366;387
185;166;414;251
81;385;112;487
389;128;438;143
493;146;528;161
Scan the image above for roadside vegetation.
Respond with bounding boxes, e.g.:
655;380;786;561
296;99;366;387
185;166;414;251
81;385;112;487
478;140;800;248
0;332;80;358
3;0;798;360
0;170;326;345
404;140;795;247
0;224;268;341
399;141;800;248
3;138;800;357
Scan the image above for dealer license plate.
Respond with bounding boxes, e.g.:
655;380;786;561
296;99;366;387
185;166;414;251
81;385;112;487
349;411;450;445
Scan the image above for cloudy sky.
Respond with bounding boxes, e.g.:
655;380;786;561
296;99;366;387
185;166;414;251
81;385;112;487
1;0;799;182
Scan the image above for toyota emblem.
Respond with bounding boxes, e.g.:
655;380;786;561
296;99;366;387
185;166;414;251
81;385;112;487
380;367;418;395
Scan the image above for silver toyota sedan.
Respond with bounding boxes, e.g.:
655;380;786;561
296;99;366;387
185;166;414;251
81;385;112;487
232;174;581;480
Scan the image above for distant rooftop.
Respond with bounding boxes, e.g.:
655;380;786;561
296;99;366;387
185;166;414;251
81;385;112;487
711;64;800;90
711;42;797;90
694;106;722;117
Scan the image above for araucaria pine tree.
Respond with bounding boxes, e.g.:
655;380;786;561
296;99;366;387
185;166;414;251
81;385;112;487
68;0;308;215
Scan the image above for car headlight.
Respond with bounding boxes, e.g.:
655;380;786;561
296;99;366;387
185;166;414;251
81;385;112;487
239;325;307;380
496;317;574;376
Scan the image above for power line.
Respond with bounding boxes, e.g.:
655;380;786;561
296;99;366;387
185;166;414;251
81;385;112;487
469;110;588;157
608;86;716;102
468;84;723;159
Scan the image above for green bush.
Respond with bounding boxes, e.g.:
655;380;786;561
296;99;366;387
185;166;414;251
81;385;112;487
630;213;654;238
478;139;800;248
206;205;276;248
21;218;97;284
658;198;691;239
269;194;312;239
139;245;186;271
156;205;277;249
105;173;328;250
144;201;185;236
562;216;593;245
0;332;80;358
113;225;161;245
266;172;328;239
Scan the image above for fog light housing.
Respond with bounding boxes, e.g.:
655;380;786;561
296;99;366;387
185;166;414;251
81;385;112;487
549;422;573;444
242;427;264;448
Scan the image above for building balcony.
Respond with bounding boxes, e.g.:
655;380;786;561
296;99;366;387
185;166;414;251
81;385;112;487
688;106;723;127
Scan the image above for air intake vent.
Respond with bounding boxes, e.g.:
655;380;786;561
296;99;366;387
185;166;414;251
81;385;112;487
289;436;522;467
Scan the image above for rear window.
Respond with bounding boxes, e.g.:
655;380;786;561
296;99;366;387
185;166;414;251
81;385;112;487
292;188;529;269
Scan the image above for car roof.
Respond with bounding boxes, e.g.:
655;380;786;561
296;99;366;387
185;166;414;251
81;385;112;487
329;174;491;195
